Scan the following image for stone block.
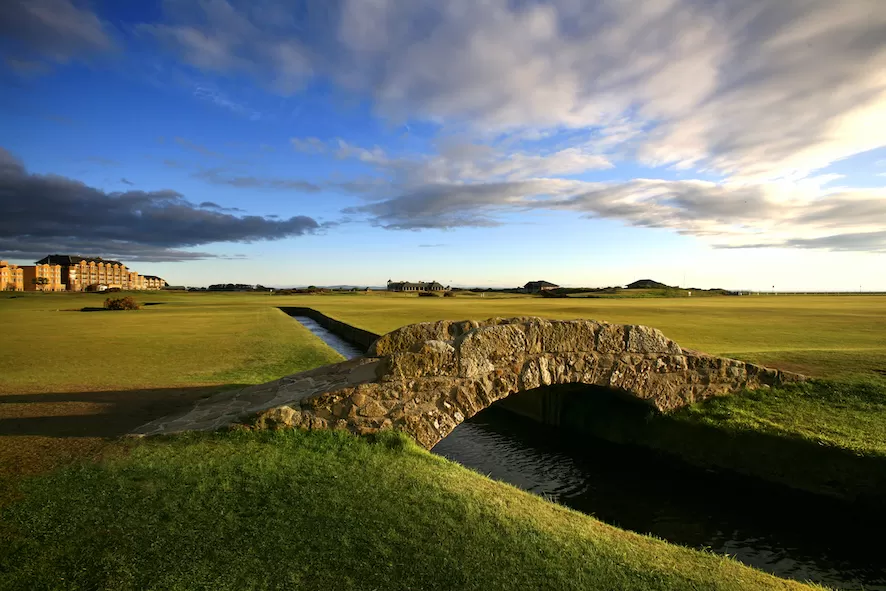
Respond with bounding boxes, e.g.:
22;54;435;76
369;321;452;356
626;325;681;354
252;405;303;430
519;356;553;390
457;324;527;377
543;320;600;352
595;323;627;353
388;340;457;378
523;320;548;354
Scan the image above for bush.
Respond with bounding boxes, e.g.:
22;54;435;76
105;287;122;293
417;291;441;297
443;291;456;297
104;296;140;310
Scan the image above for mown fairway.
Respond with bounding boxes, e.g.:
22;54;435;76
296;292;886;379
0;293;344;394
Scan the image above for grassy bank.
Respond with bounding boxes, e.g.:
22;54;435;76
0;429;815;591
552;378;886;505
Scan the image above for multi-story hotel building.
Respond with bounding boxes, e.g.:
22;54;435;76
0;260;24;291
21;264;65;291
32;255;166;291
141;275;167;290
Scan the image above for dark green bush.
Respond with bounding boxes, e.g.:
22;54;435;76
104;296;140;310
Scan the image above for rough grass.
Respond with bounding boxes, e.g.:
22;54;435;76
0;429;817;591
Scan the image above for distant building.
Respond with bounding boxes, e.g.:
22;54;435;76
21;264;65;291
0;260;24;291
387;280;446;292
32;255;166;291
141;275;167;290
626;279;670;289
523;280;559;293
37;255;129;291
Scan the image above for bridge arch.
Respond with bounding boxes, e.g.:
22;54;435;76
245;317;804;449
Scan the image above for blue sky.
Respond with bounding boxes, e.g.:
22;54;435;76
2;0;885;290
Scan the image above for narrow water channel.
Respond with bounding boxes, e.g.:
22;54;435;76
291;315;884;590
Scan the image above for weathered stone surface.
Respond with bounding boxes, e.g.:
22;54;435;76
543;320;599;352
133;316;806;449
457;324;527;377
388;340;457;378
626;325;682;355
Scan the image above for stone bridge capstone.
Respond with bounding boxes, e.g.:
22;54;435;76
133;317;804;448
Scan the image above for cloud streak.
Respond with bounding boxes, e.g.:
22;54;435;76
343;171;886;252
193;168;322;192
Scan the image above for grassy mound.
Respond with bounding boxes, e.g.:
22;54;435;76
558;378;886;504
0;430;815;591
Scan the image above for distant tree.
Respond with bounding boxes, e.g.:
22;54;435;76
32;277;50;292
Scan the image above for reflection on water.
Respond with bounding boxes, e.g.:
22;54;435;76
433;407;885;591
287;314;882;590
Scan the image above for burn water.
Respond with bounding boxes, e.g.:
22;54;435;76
293;315;884;590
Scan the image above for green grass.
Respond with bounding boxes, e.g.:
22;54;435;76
0;428;816;591
0;291;343;501
678;378;886;457
0;292;343;393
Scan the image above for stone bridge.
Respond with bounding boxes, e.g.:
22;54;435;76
133;317;804;449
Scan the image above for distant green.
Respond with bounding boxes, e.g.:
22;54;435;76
0;429;816;591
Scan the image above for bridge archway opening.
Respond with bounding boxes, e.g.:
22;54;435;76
446;382;661;444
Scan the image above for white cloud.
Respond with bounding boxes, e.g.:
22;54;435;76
342;167;886;252
144;0;886;182
143;1;886;252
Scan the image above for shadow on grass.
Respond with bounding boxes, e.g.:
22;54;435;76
0;385;244;438
0;385;245;503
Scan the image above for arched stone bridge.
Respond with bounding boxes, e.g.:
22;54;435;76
133;317;805;449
